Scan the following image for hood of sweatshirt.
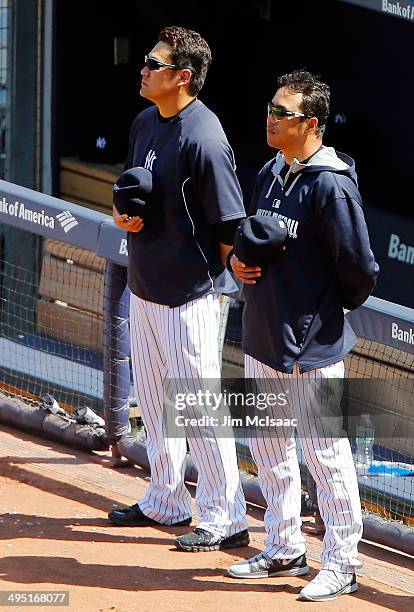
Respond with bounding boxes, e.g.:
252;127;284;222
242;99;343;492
271;146;357;190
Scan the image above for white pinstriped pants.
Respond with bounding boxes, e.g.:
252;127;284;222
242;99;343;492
129;291;247;536
245;355;363;572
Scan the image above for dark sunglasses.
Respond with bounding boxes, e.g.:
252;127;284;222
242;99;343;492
144;54;177;71
267;102;312;119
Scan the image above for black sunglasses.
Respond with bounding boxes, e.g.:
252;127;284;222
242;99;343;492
144;54;177;71
267;102;312;119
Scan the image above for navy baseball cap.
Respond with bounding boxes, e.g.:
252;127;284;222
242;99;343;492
234;215;287;266
113;166;153;218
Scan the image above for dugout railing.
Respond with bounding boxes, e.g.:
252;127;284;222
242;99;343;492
0;179;413;555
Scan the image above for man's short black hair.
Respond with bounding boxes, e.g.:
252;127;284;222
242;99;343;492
159;26;212;97
278;70;330;136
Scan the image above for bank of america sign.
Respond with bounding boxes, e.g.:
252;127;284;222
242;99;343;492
339;0;414;22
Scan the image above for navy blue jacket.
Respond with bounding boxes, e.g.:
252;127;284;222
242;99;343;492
242;146;379;373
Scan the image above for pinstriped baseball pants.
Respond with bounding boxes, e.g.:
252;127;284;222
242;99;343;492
129;291;247;536
245;355;363;572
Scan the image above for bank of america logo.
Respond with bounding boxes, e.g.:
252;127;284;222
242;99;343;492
56;211;79;233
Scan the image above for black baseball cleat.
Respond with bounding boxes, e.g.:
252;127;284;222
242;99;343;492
108;503;192;527
175;527;250;552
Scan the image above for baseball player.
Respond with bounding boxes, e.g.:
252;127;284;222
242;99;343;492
227;70;379;600
108;26;249;552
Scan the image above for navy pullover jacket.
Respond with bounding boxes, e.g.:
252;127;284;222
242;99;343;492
242;146;379;373
124;100;245;307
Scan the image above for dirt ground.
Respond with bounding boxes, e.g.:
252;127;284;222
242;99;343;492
0;424;413;612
